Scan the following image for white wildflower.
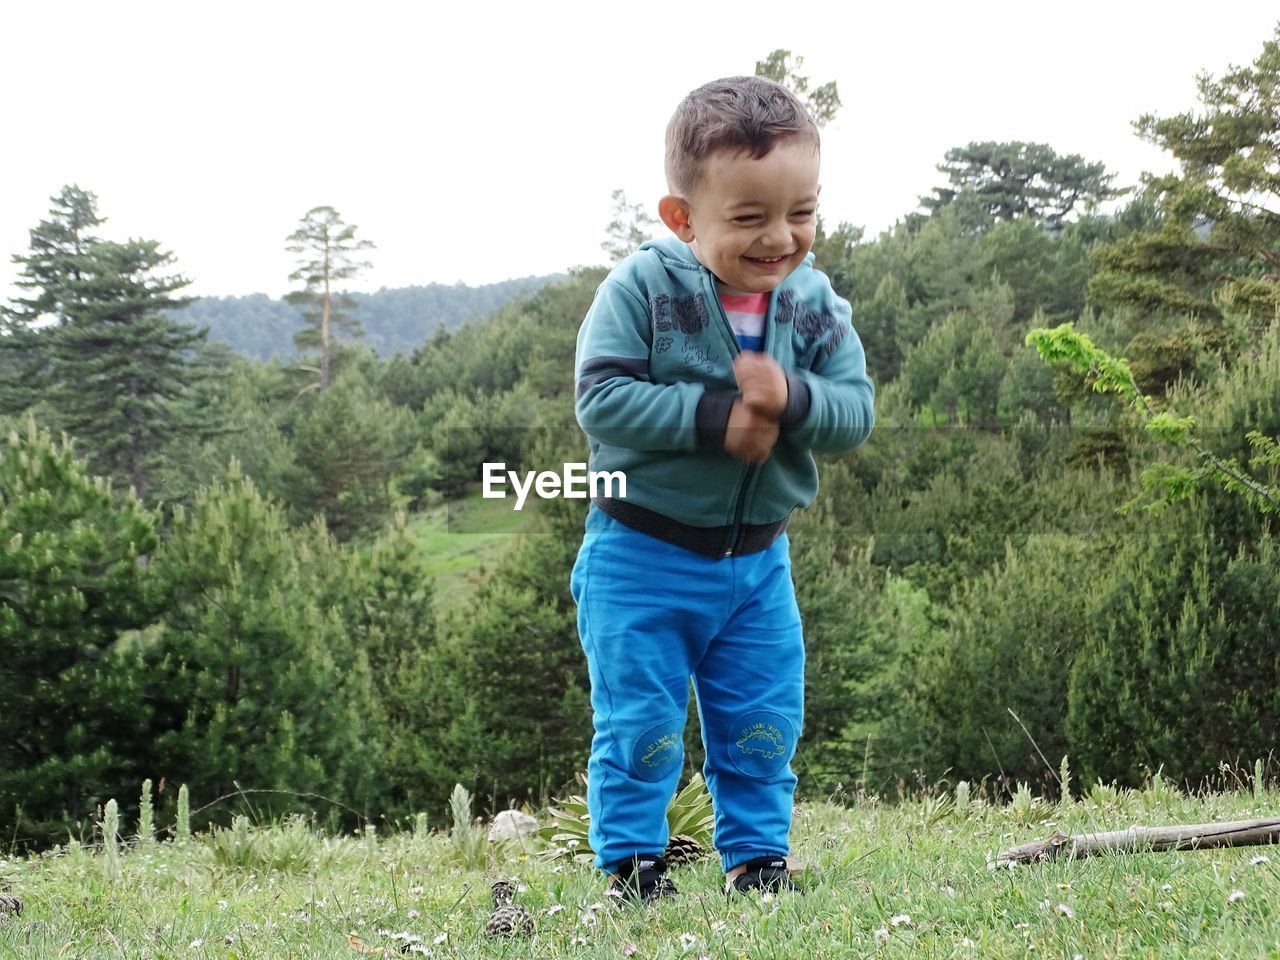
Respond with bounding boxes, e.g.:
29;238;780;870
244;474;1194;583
1227;889;1246;904
433;932;448;944
1250;854;1269;866
1056;903;1074;918
890;914;912;927
678;931;698;951
546;903;565;916
873;927;890;944
188;940;204;949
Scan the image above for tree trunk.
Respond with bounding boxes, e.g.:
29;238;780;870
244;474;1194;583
320;260;332;393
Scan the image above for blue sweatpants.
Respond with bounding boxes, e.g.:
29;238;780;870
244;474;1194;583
570;505;804;873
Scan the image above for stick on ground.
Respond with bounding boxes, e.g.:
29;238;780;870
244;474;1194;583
996;818;1280;867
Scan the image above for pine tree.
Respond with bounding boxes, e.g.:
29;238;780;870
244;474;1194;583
434;438;593;806
601;189;658;264
0;420;159;843
1067;516;1280;788
285;206;375;393
146;468;365;813
0;185;104;415
316;515;442;817
1089;26;1280;325
753;49;841;126
284;372;407;540
920;142;1122;231
2;186;213;500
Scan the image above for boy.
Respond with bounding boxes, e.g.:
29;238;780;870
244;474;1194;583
571;75;874;901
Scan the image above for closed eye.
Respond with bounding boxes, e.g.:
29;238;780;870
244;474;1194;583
733;214;762;224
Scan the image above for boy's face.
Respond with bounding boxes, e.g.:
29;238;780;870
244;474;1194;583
660;137;820;295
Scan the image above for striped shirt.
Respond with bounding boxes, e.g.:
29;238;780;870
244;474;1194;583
718;289;769;352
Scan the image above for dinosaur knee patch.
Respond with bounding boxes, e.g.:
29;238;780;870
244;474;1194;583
631;721;683;782
728;711;795;779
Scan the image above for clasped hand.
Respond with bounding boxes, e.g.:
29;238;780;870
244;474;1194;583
723;352;787;465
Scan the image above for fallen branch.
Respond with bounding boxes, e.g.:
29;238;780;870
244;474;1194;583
996;818;1280;867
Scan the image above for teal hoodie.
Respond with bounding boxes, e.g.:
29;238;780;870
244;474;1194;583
574;236;874;554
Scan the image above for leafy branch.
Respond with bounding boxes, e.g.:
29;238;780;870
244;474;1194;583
1026;323;1280;514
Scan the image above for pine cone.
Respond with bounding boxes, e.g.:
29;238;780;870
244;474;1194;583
0;895;21;917
489;878;517;908
483;903;533;938
663;833;706;866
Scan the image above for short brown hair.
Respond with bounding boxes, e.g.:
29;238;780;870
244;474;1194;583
665;76;819;197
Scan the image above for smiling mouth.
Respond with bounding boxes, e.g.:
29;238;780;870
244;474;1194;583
745;254;789;264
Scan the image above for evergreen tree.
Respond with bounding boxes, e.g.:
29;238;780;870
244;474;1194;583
1067;516;1280;788
1089;26;1280;325
753;49;841;126
314;514;439;816
284;372;409;540
602;189;658;264
0;420;159;843
146;469;366;818
434;441;592;806
0;185;102;414
855;273;910;382
898;308;1005;425
921;142;1122;231
784;467;934;793
285;206;375;393
904;534;1103;793
2;186;213;500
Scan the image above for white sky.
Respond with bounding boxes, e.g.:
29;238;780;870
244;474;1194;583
2;2;1277;301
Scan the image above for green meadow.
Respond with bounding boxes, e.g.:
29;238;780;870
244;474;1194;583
3;779;1278;959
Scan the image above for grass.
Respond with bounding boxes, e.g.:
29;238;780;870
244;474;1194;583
3;782;1278;958
408;490;537;615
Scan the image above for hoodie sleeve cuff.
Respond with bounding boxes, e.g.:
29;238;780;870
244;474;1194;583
779;371;811;430
695;390;737;451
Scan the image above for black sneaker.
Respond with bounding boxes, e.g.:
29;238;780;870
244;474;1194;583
730;856;797;895
607;855;678;904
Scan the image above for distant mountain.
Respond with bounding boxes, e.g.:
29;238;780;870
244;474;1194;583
172;275;563;361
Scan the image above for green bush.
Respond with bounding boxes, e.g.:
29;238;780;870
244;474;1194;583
1067;516;1280;788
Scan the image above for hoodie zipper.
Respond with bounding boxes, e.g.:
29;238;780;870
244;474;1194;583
705;272;774;557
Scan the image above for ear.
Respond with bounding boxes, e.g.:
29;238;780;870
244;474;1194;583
659;195;696;243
